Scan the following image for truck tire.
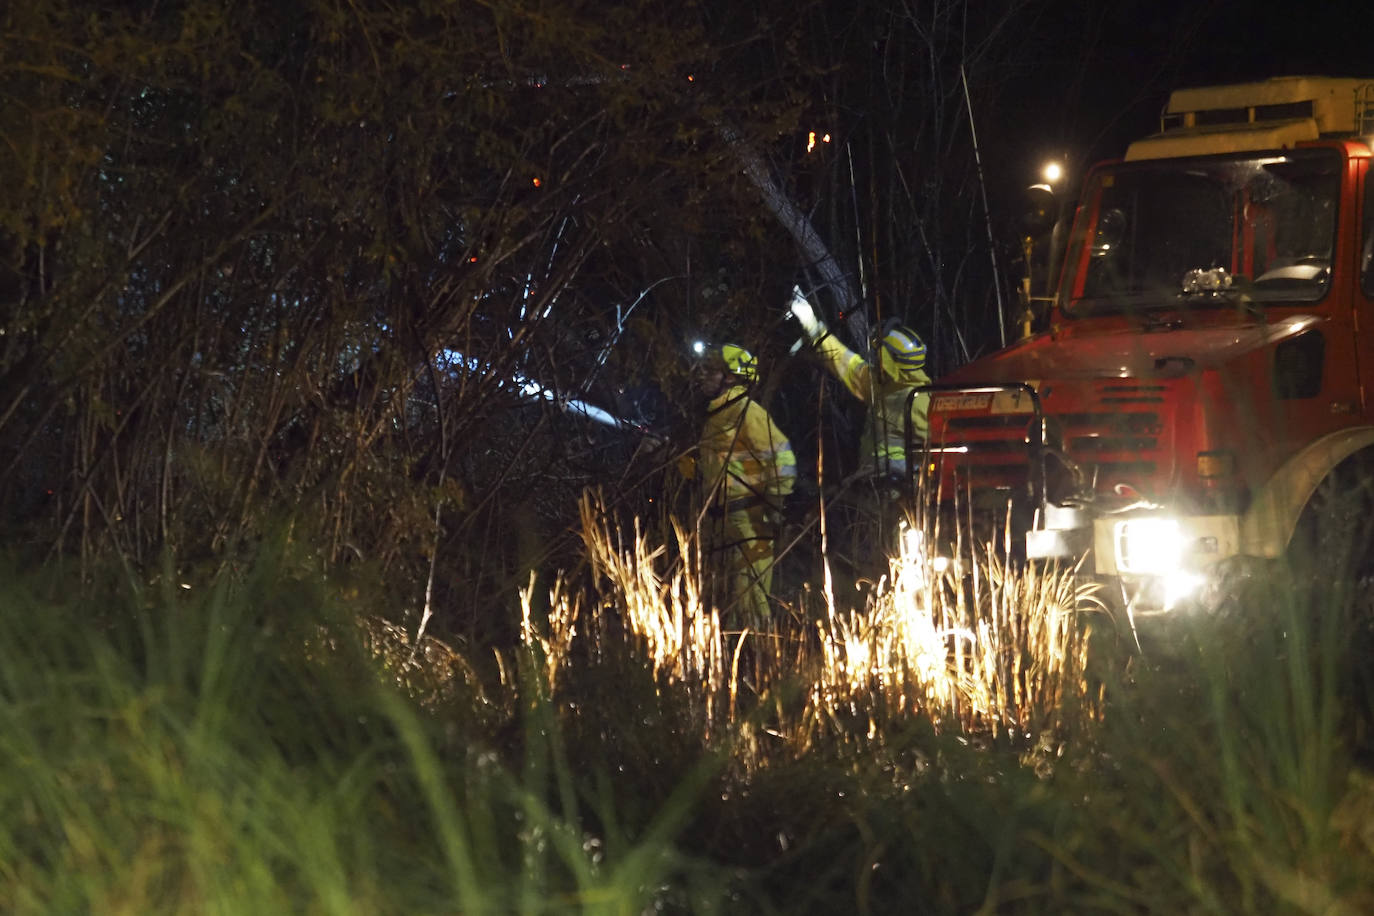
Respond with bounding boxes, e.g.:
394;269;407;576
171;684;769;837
1290;455;1374;753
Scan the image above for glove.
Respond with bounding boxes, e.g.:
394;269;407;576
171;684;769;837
789;286;825;341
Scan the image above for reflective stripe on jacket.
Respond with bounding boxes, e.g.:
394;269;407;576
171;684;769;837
814;334;931;475
698;385;797;506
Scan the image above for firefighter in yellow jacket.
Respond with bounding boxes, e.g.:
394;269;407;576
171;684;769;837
688;341;796;628
789;288;931;480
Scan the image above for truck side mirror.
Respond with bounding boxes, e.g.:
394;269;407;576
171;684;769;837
1017;184;1060;338
1021;183;1057;239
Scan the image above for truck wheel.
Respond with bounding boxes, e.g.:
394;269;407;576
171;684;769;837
1293;459;1374;611
1291;457;1374;753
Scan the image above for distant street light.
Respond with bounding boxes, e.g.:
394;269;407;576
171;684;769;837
1042;160;1064;186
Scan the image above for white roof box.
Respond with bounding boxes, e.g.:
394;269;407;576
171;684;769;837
1126;76;1374;161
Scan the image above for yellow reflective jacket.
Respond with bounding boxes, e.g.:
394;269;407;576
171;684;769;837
697;385;797;508
813;334;931;476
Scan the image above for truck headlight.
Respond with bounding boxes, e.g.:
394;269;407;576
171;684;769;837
1116;517;1208;610
1115;517;1184;576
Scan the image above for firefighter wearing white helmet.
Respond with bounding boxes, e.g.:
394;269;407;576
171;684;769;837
687;340;796;628
790;288;931;478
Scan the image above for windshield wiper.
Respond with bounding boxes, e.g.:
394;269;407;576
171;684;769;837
1141;313;1184;332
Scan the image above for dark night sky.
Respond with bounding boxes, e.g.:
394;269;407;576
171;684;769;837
987;0;1372;193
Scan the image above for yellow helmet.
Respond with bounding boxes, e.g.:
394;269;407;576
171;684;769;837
719;343;758;381
874;319;926;381
693;340;758;381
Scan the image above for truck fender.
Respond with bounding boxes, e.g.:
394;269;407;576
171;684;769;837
1239;427;1374;557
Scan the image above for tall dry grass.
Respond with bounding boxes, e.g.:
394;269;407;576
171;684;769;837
518;492;1105;763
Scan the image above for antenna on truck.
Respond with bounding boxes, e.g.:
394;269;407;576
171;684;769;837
961;65;1008;348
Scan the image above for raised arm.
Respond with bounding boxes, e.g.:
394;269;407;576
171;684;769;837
790;288;875;404
812;334;876;404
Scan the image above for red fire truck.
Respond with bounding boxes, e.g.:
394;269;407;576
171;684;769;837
925;76;1374;614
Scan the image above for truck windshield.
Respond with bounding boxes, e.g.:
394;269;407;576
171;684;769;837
1059;148;1341;316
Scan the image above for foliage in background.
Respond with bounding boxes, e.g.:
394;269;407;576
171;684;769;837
4;0;1140;645
0;0;1297;648
0;0;823;640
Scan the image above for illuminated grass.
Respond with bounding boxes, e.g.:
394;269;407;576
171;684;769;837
505;494;1374;909
520;493;1105;762
4;502;1372;913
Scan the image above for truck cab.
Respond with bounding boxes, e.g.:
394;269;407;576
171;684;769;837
926;76;1374;613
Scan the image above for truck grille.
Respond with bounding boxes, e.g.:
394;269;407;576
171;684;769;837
1097;384;1166;404
945;415;1029;431
930;381;1170;498
1070;436;1156;452
1056;412;1162;435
